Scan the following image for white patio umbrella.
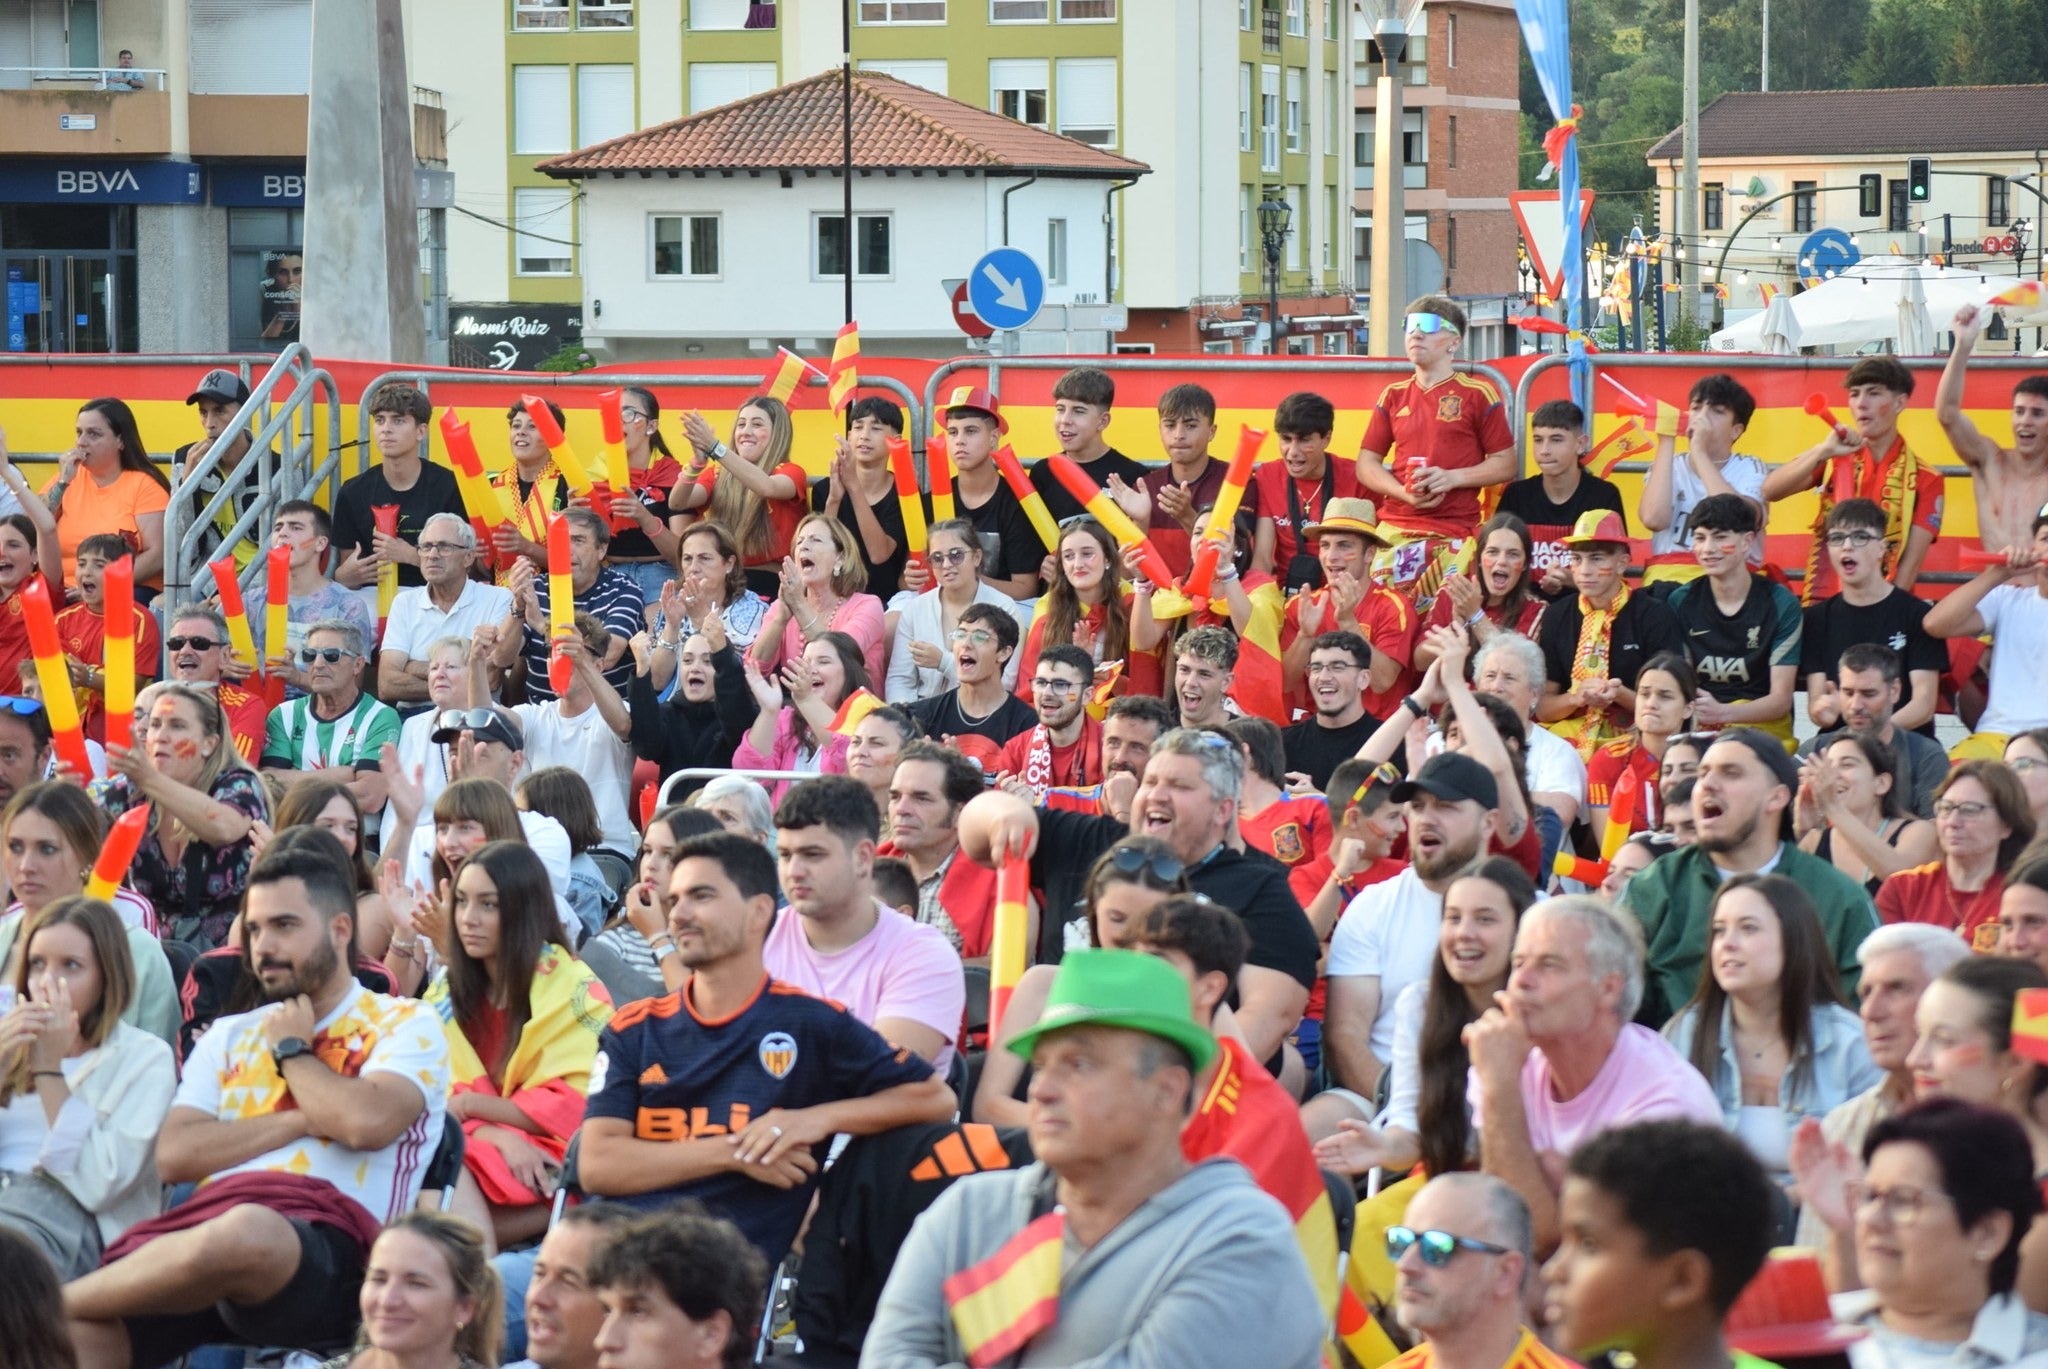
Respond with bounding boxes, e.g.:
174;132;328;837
1708;257;2039;352
1757;293;1803;354
1895;264;1934;355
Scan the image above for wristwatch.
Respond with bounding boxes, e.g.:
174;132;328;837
272;1036;314;1068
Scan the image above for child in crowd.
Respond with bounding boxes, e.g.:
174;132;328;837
56;532;160;743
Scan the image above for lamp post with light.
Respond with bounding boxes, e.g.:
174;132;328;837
1259;191;1291;355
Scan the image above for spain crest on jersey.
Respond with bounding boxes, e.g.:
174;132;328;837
1271;822;1305;864
1437;392;1463;422
759;1031;798;1079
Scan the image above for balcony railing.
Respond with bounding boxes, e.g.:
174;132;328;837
0;66;166;92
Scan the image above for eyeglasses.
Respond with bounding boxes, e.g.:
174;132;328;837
2009;755;2048;774
437;708;499;732
1105;845;1185;883
166;636;221;653
1307;660;1361;675
1824;530;1884;550
1032;678;1080;697
0;696;44;718
300;647;352;664
416;541;468;556
1385;1226;1512;1267
1404;313;1458;336
1933;799;1993;821
929;548;972;567
1848;1182;1954;1227
950;628;998;647
620;406;649;422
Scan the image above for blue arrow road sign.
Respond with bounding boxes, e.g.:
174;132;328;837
1799;227;1860;284
967;247;1045;332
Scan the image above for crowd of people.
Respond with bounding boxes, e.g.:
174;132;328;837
0;292;2043;1368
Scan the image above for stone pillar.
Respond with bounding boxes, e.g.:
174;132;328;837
301;0;424;362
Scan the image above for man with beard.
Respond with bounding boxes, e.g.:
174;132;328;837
1171;625;1237;730
905;601;1036;774
999;644;1102;797
578;830;952;1265
961;729;1319;1069
1622;728;1877;1024
64;834;450;1368
1794;642;1948;818
1380;1175;1569;1369
165;603;266;760
1466;896;1719;1253
0;691;52;804
1315;754;1498;1118
1042;694;1173;822
1283;631;1384;792
1278;502;1414;722
881;740;1028;962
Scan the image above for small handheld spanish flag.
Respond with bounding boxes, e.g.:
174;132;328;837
763;347;826;405
1991;280;2045;310
829;686;884;738
1585;419;1653;480
828;321;861;414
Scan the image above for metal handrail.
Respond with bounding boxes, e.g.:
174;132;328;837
1;66;168;90
350;369;923;476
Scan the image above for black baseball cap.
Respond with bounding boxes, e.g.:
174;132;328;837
1705;727;1799;793
1390;752;1499;810
187;368;250;406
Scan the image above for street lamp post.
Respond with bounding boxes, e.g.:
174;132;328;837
1259;192;1291;355
1363;1;1422;357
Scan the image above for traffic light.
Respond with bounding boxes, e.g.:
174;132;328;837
1908;157;1932;202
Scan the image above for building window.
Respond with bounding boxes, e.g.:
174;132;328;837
1286;0;1304;36
1703;182;1722;231
816;213;893;279
578;65;635;148
1240;186;1252;273
1446;114;1456;168
1058;0;1115;17
1240;0;1250;30
652;214;720;278
688;62;776;114
1239;65;1252;151
1402;110;1425;165
1047;218;1068;285
514;0;569;30
990;0;1045;17
859;59;948;94
1792;180;1816;234
687;0;758;28
1447;214;1457;270
1260;64;1279;172
1324;0;1335;39
858;0;944;21
576;0;633;27
1324;185;1337;267
1284;69;1302;154
991;58;1049;127
1055;57;1117;148
1888;179;1908;231
512;65;571;155
1990;176;2011;228
514;188;574;275
1445;12;1455;66
1285;185;1302;272
1325;75;1337;156
1859;173;1881;218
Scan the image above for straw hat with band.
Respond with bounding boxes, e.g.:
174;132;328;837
1005;948;1217;1075
1302;497;1392;547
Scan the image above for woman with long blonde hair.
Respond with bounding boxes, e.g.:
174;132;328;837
668;396;806;597
321;1210;503;1368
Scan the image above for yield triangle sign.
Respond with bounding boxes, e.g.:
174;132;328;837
1510;190;1596;299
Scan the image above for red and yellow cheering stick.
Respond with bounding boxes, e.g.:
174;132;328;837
1181;424;1267;602
371;504;400;630
547;515;577;697
988;853;1031;1042
520;395;597;496
103;553;135;752
597;388;632;530
1553;851;1610;886
264;543;290;705
1042;455;1178;588
21;579;89;776
887;438;929;561
927;431;956;524
992;445;1061;556
209;555;260;670
439;408;515;546
86;804;150;901
1601;765;1642;862
1804;393;1857;502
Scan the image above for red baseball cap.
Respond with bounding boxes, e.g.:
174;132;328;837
943;385;1007;435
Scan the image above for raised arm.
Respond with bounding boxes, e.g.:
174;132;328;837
1936;306;2002;471
1924;554;2026;639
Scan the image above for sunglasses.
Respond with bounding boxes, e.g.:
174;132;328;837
1404;313;1458;336
929;547;972;567
0;696;44;718
1106;845;1185;883
436;708;500;733
1385;1226;1512;1267
166;636;222;652
300;647;352;664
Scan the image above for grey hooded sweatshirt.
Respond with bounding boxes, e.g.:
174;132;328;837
860;1157;1326;1369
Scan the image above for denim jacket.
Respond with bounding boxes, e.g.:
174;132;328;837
1663;1001;1884;1135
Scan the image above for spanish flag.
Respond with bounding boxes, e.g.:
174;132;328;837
763;347;827;404
2015;988;2048;1065
828;321;861;413
1991;280;2045;310
943;1211;1064;1368
1585;419;1654;480
1227;579;1288;724
829;686;884;738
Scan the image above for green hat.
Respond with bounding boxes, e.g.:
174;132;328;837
1005;949;1217;1074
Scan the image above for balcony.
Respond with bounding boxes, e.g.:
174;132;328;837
0;74;169;155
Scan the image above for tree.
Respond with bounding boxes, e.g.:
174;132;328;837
1851;0;1947;88
1942;0;2048;85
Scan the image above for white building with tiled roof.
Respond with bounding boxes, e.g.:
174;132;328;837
539;69;1147;359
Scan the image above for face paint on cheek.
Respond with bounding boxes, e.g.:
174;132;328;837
172;740;200;761
1941;1040;1990;1070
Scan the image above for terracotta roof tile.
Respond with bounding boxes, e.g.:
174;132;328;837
542;69;1149;179
1647;86;2048;161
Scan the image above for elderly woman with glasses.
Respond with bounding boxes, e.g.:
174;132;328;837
1877;761;2036;951
91;681;269;949
886;518;1028;703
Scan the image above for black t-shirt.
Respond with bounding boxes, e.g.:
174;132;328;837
1027;446;1150;526
1030;808;1320;988
811;477;912;603
330;461;468;589
1801;588;1946;738
1538;592;1685;692
1495;473;1627;601
905;689;1036;773
957;480;1048;584
1282;711;1384;792
1668;574;1802;705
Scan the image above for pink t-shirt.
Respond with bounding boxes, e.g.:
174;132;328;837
762;899;966;1071
759;592;888;692
1471;1023;1721;1158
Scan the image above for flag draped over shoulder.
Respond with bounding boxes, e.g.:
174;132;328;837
943;1211;1064;1368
